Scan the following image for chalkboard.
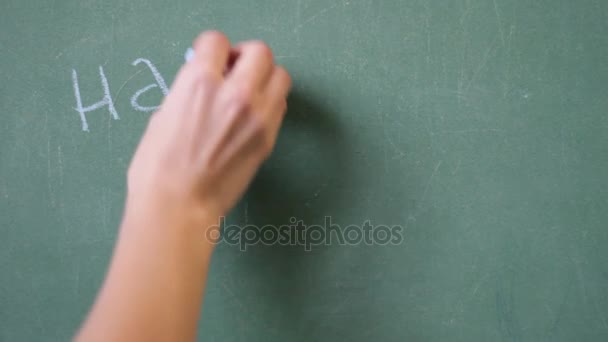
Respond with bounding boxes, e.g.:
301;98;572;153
1;0;608;341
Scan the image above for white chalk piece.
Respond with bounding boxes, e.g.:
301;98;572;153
185;47;195;62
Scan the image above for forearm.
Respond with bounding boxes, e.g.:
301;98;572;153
76;31;291;341
76;199;218;342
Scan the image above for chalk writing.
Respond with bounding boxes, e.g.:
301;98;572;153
129;58;169;113
130;84;161;113
71;49;194;132
71;66;119;132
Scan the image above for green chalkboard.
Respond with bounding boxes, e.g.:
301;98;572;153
1;0;608;341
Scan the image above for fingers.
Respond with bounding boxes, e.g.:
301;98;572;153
191;31;231;80
225;41;274;89
262;66;292;147
264;66;292;111
163;32;230;107
165;33;291;161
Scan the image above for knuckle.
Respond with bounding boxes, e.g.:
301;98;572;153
250;114;266;136
246;115;273;155
244;111;266;142
190;64;220;88
276;66;291;86
227;83;255;109
185;60;221;87
248;40;273;60
193;30;228;49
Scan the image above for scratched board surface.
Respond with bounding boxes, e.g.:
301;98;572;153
1;0;608;341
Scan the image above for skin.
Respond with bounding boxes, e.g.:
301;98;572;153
75;31;292;342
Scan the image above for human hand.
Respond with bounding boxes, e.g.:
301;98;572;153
127;31;292;220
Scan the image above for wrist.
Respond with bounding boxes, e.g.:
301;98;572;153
123;193;224;247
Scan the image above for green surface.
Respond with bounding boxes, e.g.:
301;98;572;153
2;0;608;341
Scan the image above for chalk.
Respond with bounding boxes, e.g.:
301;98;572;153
185;47;195;62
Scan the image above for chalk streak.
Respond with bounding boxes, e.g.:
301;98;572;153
113;68;146;102
293;3;340;32
421;160;442;203
492;0;506;47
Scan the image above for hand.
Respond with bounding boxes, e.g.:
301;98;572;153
127;31;292;219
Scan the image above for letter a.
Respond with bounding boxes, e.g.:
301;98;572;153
130;58;169;113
